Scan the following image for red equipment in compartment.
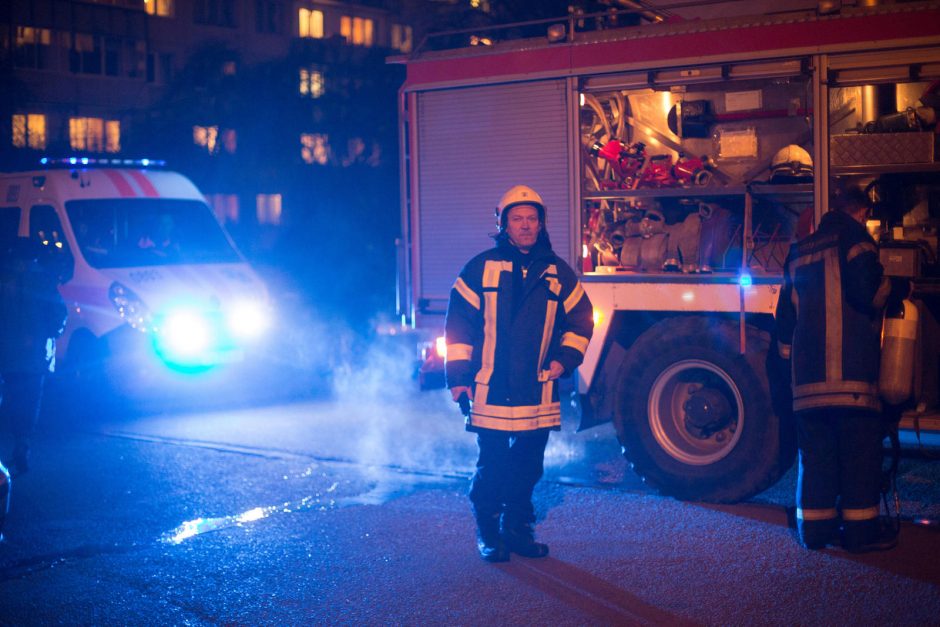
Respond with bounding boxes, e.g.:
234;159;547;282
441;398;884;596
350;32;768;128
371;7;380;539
590;140;712;189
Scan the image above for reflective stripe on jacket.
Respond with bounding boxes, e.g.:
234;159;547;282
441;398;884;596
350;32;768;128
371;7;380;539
445;239;593;432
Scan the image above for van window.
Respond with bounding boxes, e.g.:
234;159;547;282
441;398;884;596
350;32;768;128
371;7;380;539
0;206;20;250
65;198;241;268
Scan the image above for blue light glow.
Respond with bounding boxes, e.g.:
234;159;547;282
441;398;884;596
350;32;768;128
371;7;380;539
38;156;166;168
150;297;267;372
739;273;753;288
152;305;218;371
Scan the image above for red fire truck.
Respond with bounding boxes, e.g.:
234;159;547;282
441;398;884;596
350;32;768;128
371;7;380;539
395;2;940;502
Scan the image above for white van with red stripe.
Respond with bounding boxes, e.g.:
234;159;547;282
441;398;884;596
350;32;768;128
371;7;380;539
0;160;271;389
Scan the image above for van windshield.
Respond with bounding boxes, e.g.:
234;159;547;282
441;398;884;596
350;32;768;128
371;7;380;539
65;198;241;268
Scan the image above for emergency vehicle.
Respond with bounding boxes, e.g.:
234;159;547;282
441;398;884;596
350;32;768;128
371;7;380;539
395;2;940;502
0;158;271;394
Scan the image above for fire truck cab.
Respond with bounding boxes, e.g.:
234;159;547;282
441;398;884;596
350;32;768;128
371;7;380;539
396;3;940;502
0;159;271;395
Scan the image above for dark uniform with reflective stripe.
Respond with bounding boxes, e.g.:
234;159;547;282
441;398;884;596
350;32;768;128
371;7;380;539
775;209;893;550
445;236;593;528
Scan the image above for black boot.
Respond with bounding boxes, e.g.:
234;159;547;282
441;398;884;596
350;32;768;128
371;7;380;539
502;515;549;558
843;518;898;553
475;513;510;563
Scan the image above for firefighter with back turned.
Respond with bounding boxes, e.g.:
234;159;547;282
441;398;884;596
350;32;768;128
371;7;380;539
775;183;909;553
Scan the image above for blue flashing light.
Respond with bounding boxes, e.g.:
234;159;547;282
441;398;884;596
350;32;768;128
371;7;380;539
739;273;753;288
37;155;167;168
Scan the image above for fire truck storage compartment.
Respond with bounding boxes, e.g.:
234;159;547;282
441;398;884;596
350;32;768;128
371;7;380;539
574;61;816;503
413;80;572;316
579;61;813;276
827;50;940;420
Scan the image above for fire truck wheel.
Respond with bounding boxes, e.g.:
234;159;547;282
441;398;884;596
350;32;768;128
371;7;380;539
614;316;790;503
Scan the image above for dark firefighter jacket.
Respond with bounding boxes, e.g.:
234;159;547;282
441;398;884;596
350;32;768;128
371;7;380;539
0;245;68;375
775;210;893;413
445;237;594;432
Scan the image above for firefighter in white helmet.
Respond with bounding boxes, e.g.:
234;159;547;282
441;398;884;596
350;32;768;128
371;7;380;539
444;185;594;562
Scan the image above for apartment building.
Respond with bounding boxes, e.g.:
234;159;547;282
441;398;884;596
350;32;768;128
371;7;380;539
0;0;413;232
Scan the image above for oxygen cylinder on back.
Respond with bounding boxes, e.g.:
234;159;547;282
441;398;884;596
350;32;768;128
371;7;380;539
880;299;918;404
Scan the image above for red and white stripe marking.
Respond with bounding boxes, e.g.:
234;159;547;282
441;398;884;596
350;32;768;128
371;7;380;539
102;170;160;198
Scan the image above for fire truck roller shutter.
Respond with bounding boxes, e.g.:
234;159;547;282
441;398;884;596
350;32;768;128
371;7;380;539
614;316;794;503
415;80;571;303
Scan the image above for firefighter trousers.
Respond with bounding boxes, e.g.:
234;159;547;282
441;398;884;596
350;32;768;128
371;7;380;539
795;408;884;549
0;373;45;441
469;428;550;526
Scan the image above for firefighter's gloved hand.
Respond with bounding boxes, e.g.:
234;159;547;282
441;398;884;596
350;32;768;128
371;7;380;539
546;360;565;380
450;386;472;403
450;386;472;416
451;386;473;416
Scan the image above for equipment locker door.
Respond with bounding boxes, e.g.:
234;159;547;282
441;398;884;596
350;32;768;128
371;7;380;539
414;79;571;314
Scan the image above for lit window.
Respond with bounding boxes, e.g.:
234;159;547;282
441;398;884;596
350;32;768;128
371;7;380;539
13;27;53;69
299;67;325;98
343;137;365;166
256;194;282;225
105;120;121;153
11;114;47;149
298;8;324;38
145;0;175;17
194;125;219;154
300;133;328;165
391;24;412;53
71;33;103;74
206;194;240;224
221;129;237;153
340;16;373;46
74;33;94;53
16;27;51;47
366;142;382;167
69;117;119;153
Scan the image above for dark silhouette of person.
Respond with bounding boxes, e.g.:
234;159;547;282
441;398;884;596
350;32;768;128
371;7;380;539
776;184;908;552
0;237;67;475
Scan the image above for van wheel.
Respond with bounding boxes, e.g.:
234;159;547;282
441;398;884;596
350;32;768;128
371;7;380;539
614;316;790;503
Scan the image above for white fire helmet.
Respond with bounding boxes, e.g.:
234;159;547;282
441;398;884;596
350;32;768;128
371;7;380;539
495;185;546;231
770;144;814;183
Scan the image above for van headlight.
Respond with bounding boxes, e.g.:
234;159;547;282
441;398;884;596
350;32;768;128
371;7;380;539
227;300;270;340
160;307;214;357
109;282;154;332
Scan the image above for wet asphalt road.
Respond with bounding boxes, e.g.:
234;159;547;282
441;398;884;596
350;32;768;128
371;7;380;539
1;375;939;625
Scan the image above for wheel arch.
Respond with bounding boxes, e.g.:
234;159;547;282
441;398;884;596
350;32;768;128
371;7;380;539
585;310;777;429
